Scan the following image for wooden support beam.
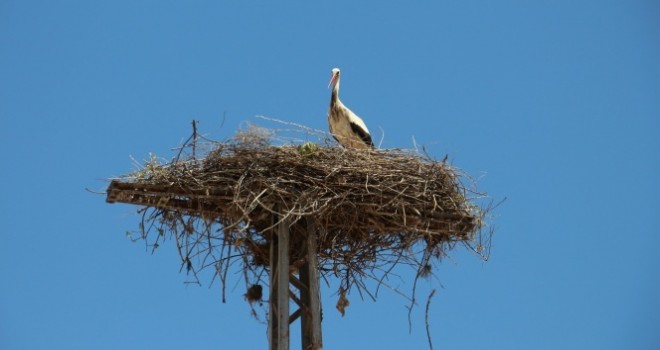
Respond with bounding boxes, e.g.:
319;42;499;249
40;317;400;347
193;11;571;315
289;308;302;324
300;218;323;350
268;216;323;350
289;289;302;309
289;275;305;292
269;214;290;350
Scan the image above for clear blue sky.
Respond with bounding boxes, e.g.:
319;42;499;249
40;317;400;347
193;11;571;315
1;1;659;349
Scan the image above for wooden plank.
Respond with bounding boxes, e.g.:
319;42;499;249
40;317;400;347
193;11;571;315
300;218;323;350
276;216;290;349
269;212;290;350
268;218;279;350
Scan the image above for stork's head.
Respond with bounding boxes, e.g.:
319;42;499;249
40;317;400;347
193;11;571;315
328;68;341;89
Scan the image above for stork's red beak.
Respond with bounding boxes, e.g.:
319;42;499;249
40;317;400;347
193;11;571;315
328;73;338;89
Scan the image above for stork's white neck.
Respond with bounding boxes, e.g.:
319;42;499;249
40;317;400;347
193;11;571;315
330;76;340;106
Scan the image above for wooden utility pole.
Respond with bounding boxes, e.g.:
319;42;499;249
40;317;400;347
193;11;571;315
268;216;323;350
269;215;290;350
299;218;323;349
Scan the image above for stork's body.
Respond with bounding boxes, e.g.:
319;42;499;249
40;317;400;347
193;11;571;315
327;68;374;149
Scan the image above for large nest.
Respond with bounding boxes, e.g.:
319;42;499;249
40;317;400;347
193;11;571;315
106;123;492;308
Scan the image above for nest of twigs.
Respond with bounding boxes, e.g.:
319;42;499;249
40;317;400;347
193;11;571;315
106;122;491;310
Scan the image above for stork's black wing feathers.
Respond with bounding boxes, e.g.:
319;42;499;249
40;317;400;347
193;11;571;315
350;122;375;148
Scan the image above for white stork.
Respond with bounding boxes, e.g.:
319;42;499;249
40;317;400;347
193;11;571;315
327;68;374;149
